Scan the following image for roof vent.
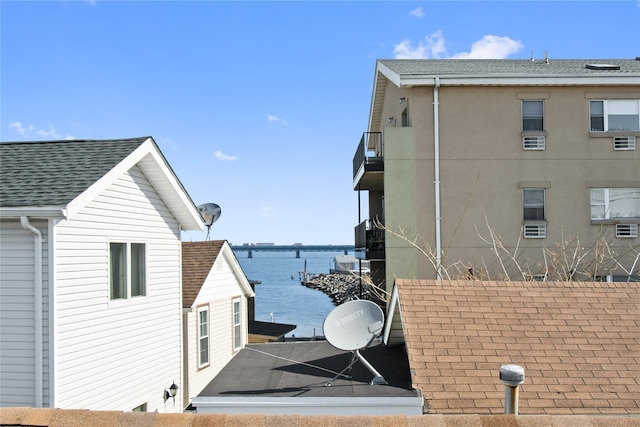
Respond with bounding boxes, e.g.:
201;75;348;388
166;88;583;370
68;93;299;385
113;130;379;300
586;63;620;70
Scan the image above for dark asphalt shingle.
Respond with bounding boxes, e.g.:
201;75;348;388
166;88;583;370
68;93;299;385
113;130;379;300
0;137;149;207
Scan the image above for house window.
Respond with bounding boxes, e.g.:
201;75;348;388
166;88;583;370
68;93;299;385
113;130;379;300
590;188;640;220
198;307;209;367
132;403;147;412
131;243;146;297
110;243;127;300
590;100;640;131
232;299;242;351
523;188;545;221
522;100;544;131
109;242;146;300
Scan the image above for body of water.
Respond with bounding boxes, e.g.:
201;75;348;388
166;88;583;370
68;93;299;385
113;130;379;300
236;250;350;338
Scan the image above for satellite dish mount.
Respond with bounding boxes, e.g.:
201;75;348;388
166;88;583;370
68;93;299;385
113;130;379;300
197;203;222;241
323;299;388;386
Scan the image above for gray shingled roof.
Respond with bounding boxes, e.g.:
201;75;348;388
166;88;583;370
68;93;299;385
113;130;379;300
0;137;149;207
379;58;640;76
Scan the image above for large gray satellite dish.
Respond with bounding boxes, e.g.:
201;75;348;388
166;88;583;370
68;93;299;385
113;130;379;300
323;299;387;386
198;203;221;226
197;203;221;240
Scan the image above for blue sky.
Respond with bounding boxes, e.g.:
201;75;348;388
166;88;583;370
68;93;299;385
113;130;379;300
2;1;639;245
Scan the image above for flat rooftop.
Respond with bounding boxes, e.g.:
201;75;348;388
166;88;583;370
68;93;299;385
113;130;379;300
192;340;423;415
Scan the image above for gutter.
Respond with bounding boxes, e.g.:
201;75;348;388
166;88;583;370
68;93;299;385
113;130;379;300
433;78;442;280
20;216;43;407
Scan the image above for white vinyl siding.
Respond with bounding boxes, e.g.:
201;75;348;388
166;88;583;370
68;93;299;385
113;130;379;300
0;219;50;407
184;247;249;404
53;166;182;411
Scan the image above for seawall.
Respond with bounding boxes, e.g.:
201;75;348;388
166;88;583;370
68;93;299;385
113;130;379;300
301;273;371;305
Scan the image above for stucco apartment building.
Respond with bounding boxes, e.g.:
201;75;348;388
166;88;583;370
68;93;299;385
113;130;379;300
353;58;640;293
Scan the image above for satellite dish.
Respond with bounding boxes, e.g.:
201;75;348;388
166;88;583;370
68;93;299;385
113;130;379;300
197;203;221;241
323;299;387;386
324;299;384;351
198;203;221;226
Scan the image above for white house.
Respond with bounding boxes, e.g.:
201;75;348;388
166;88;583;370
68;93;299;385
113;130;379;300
0;137;203;412
181;240;254;409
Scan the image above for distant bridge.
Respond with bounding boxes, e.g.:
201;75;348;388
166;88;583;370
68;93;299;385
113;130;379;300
230;244;354;258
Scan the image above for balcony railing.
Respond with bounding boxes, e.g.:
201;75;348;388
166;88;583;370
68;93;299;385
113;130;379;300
352;132;383;181
354;219;385;260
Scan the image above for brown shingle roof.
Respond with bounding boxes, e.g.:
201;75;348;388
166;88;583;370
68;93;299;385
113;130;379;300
182;240;225;308
3;408;640;427
395;279;640;415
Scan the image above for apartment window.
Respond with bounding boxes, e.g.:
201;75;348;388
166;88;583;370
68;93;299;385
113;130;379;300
590;188;640;220
523;188;545;221
109;242;146;300
522;100;544;131
198;307;209;367
233;300;242;351
590;100;640;131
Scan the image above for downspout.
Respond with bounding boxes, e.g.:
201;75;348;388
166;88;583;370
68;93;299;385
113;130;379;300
433;78;442;280
21;216;43;407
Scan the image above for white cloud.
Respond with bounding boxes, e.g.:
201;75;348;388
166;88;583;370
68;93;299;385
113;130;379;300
452;35;523;59
267;114;288;126
214;150;238;161
393;31;522;60
37;127;63;139
394;31;447;59
9;121;33;136
409;7;424;18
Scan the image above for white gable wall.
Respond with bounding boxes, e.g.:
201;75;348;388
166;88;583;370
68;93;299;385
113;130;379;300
185;248;249;404
0;219;50;407
53;166;183;412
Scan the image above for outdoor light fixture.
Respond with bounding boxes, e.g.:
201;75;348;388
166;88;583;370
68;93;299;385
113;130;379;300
169;382;178;398
388;116;394;124
163;381;179;404
399;97;406;104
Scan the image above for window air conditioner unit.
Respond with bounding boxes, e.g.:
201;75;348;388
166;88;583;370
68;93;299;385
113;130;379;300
524;224;546;238
613;136;636;150
616;224;638;238
523;135;545;150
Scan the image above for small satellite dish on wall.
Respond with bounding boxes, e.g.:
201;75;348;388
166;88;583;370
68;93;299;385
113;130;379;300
197;203;221;240
323;299;387;386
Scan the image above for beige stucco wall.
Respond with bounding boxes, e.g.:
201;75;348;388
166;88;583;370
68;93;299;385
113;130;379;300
377;82;640;283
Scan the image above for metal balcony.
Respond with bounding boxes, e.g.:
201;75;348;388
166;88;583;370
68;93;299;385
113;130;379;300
354;219;385;260
353;132;383;191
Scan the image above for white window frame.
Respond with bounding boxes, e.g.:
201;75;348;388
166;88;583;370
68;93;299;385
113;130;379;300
523;188;546;222
232;299;242;351
109;241;147;300
197;306;209;368
590;188;640;221
522;100;544;131
590;100;640;132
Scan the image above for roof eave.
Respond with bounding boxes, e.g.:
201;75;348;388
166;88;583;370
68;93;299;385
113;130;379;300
222;242;255;297
396;74;640;86
65;137;204;231
0;206;67;219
